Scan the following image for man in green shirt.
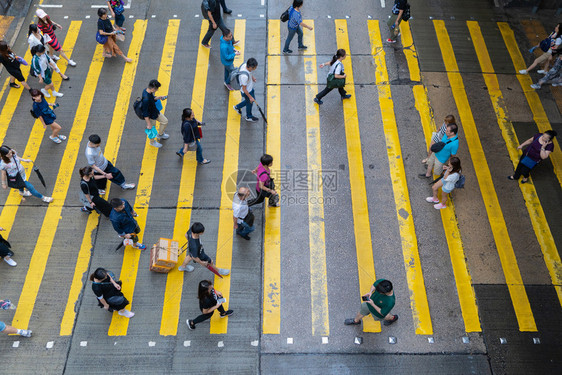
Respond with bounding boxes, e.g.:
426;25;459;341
345;279;398;326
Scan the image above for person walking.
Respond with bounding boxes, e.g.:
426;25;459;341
30;88;66;144
314;49;351;105
0;41;31;90
419;123;459;178
530;55;562;89
422;115;456;164
282;0;313;54
344;279;398;327
97;8;131;62
178;222;230;276
141;79;169;148
426;156;462;210
79;166;112;216
90;267;134;318
233;58;259;122
186;280;233;330
519;24;561;75
0;146;53;203
36;9;76;66
27;24;69;81
31;45;63;98
0;227;16;267
201;0;230;48
387;0;407;44
220;29;239;91
109;198;146;250
219;0;232;14
248;154;280;207
106;0;126;32
176;108;211;164
233;187;255;240
85;134;136;192
508;130;557;183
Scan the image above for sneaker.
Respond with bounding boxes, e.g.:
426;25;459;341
186;319;195;330
19;190;31;197
121;183;136;190
220;310;234;318
529;46;538;53
344;318;361;325
418;173;431;178
537;69;546;74
434;203;447;210
99;189;106;195
383;314;399;326
49;135;62;144
41;88;51;98
3;257;17;266
283;49;293;54
233;105;241;115
19;329;32;337
341;94;352;100
201;43;211;49
135;243;147;250
118;310;135;318
298;45;308;50
176;150;184;157
9;82;20;88
178;265;195;272
51;55;60;61
518;69;528;74
81;206;92;213
218;268;230;276
314;97;323;105
425;197;439;203
42;196;53;203
151;141;162;148
553;82;562;87
224;82;234;91
68;59;77;67
199;159;211;165
386;38;397;43
530;83;541;89
224;9;233;15
158;133;170;140
245;116;259;122
52;91;64;97
238;233;251;240
57;134;67;141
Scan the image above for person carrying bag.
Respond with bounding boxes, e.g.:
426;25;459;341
90;267;134;318
314;49;352;105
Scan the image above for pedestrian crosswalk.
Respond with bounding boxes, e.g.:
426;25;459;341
0;15;561;342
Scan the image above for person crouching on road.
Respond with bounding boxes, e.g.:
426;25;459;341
30;88;66;144
345;279;398;327
426;156;462;210
233;187;255;240
186;280;233;330
109;198;146;250
90;267;134;318
176;108;210;164
177;222;230;276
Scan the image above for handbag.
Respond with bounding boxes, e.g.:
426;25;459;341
113;1;125;15
327;62;345;89
520;155;538;169
145;126;158;139
7;158;27;189
95;31;108;45
107;295;126;306
243;210;254;227
280;6;291;22
187;123;198;151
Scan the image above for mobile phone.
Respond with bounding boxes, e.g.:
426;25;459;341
161;95;168;100
362;296;369;302
217;297;226;304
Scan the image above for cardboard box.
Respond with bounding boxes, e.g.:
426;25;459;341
149;238;179;273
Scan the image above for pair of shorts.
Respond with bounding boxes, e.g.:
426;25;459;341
442;187;454;194
427;152;445;175
43;69;53;85
191;249;212;263
0;321;6;332
359;302;383;320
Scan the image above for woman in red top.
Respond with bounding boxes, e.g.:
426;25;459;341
248;154;279;207
35;9;76;67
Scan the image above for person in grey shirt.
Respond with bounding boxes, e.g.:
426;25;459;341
85;134;135;192
232;187;254;240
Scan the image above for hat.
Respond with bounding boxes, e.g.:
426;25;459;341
36;9;47;19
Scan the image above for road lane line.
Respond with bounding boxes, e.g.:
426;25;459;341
434;20;537;331
108;19;178;336
159;21;208;336
262;18;281;334
367;20;432;335
401;20;481;332
468;20;562;311
498;22;562;190
210;19;246;334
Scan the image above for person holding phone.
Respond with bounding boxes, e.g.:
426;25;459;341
508;130;557;183
141;79;169;148
186;280;233;330
345;279;398;327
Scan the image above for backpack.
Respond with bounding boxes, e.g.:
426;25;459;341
133;97;144;120
454;174;465;189
539;37;552;53
401;4;411;22
228;65;250;90
280;6;290;22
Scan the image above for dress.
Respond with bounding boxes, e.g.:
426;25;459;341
38;18;61;51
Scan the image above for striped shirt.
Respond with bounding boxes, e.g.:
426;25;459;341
288;7;302;30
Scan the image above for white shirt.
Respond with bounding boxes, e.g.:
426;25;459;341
549;37;562;54
85;145;109;171
327;61;344;77
0;152;26;180
27;32;50;50
238;63;254;92
442;172;460;191
232;194;249;224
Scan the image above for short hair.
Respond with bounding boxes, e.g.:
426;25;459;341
447;123;458;135
79;166;93;178
545;130;558;139
97;7;107;17
110;198;124;208
293;0;304;7
247;57;258;69
89;134;101;144
375;280;393;294
260;154;273;166
191;222;205;234
223;29;232;37
89;267;107;281
148;79;161;89
29;88;43;98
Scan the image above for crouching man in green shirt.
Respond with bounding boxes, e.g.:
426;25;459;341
345;279;398;327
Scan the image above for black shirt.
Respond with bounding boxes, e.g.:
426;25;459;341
181;119;200;144
98;18;113;33
142;88;159;119
392;0;407;14
187;230;203;259
80;178;100;197
204;0;221;20
199;290;218;312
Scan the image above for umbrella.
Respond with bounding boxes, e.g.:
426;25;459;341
429;173;444;185
255;102;267;124
33;166;46;188
206;264;223;279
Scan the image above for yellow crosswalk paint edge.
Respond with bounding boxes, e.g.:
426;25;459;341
333;20;380;333
399;22;421;82
0;78;12;109
468;21;562;310
210;19;246;334
367;20;432;335
109;19;178;335
159;22;207;336
262;19;281;334
433;20;537;331
497;22;562;190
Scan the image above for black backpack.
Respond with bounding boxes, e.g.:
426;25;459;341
402;4;411;22
133;97;144;120
280;7;290;22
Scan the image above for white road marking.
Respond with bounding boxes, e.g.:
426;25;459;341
388;336;397;344
173;15;177;18
261;0;264;5
149;341;156;347
322;337;329;344
381;0;386;7
260;14;264;18
80;341;87;347
12;341;19;348
251;340;259;346
533;338;541;344
39;4;63;8
46;341;54;349
237;14;242;17
287;337;293;344
183;340;191;347
128;15;134;18
151;15;156;18
427;337;435;344
218;341;224;348
64;16;68;19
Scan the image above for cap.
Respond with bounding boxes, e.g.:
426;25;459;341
35;9;48;19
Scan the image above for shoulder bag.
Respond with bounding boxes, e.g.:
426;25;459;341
430;137;456;153
7;158;27;189
327;62;345;89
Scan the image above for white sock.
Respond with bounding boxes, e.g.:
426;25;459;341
16;329;24;335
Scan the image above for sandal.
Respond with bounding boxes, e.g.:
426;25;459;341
507;175;515;181
9;82;20;88
521;179;528;184
421;158;428;164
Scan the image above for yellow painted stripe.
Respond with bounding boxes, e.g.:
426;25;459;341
263;19;281;334
367;20;432;334
210;19;246;334
399;21;421;82
159;21;208;336
468;21;562;311
0;16;14;39
498;22;562;190
434;20;537;331
109;20;177;335
333;20;380;333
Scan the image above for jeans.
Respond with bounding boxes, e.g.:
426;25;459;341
94;161;126;190
195;140;204;163
202;18;229;45
19;180;43;199
236;221;255;237
219;0;229;11
316;86;347;100
235;89;254;117
192;304;226;325
387;13;401;41
224;64;234;84
283;27;304;52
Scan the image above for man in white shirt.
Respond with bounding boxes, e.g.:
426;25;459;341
85;134;135;192
232;187;254;240
233;58;259;122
